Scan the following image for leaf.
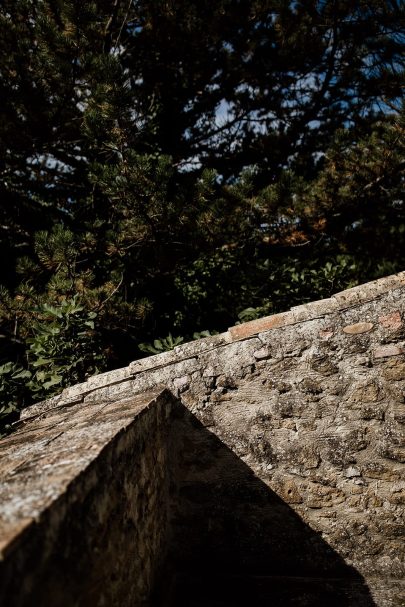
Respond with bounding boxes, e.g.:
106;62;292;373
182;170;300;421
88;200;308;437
12;369;31;380
139;342;160;354
42;304;63;318
43;375;63;389
31;358;52;367
0;362;14;375
193;330;213;339
166;333;174;348
0;403;17;416
153;339;163;350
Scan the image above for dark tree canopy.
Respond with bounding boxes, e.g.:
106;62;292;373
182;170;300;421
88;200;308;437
0;0;404;429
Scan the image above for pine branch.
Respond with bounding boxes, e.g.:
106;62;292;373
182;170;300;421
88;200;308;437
103;0;121;54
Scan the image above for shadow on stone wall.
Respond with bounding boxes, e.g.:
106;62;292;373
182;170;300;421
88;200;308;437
155;403;376;607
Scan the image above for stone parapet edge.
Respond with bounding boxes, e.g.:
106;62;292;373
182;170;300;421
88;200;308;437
0;388;169;558
20;270;405;420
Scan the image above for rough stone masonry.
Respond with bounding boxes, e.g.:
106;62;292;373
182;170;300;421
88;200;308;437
0;271;404;606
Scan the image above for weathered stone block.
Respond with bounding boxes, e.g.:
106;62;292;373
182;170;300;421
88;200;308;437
310;354;339;376
198;338;261;378
360;405;385;420
388;489;405;505
304;482;345;509
272;477;303;504
253;346;272;360
361;462;401;481
228;312;293;340
383;358;405;381
283;444;321;471
298;377;323;394
377;421;405;462
321;431;367;467
347;380;381;403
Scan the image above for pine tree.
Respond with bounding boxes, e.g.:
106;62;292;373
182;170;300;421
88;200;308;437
0;0;403;416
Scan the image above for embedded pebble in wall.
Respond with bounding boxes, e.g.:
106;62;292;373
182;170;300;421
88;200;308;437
342;322;374;335
253;346;271;360
318;327;334;340
378;310;402;330
344;466;361;478
374;344;404;358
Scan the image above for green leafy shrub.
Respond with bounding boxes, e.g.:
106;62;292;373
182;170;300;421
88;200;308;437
138;333;184;355
27;298;106;400
138;329;220;356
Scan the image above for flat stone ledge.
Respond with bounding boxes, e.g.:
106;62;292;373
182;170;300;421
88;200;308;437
228;312;292;341
0;389;168;559
333;271;405;308
20;393;71;420
129;333;232;375
227;271;405;341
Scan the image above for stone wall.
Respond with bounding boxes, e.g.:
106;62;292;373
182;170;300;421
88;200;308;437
0;390;175;607
165;280;405;606
1;271;404;606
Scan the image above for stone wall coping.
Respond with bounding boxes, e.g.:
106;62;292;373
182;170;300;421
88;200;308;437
19;270;405;420
0;389;168;559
